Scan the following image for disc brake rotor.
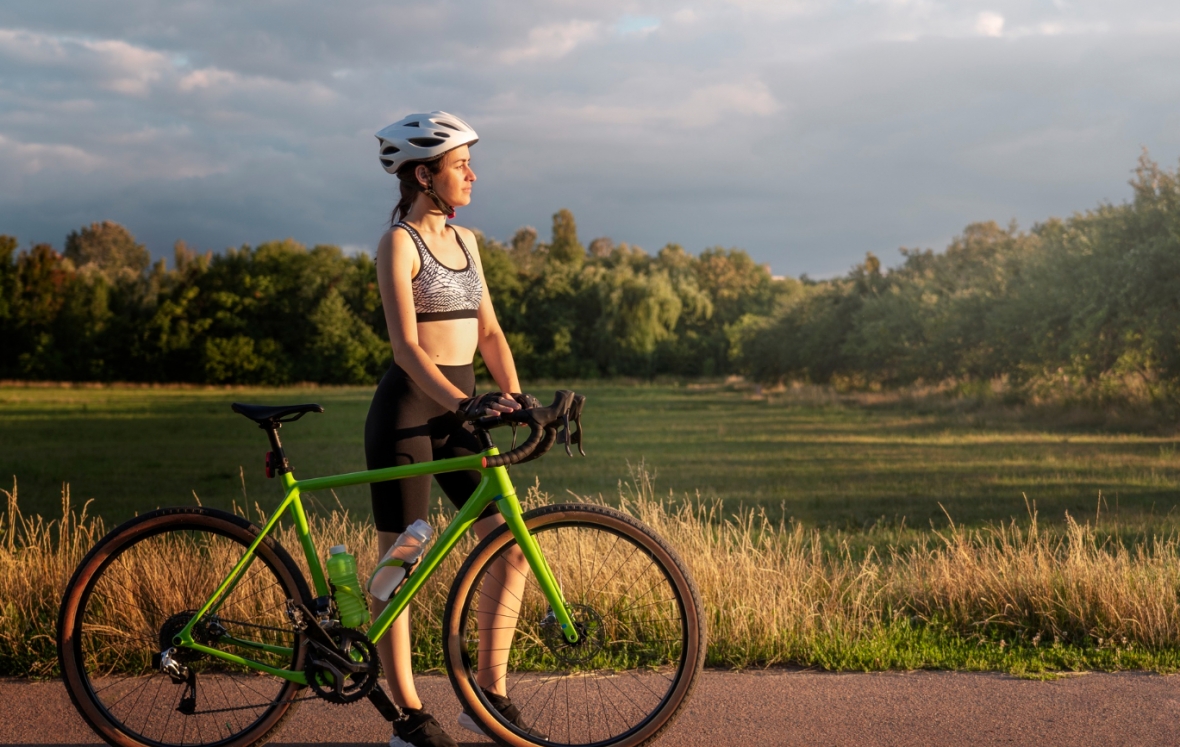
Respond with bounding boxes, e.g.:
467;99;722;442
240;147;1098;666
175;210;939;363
539;604;605;666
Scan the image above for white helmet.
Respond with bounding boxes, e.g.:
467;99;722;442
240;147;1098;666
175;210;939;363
375;111;479;174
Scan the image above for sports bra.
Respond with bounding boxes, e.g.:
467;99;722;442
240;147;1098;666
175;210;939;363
395;221;483;322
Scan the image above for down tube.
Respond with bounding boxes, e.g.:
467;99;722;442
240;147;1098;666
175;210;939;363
365;473;501;643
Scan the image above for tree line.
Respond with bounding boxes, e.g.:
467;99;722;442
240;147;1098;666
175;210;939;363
0;211;785;384
1;153;1177;401
735;154;1180;404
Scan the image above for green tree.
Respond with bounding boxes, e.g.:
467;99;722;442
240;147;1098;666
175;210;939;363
548;209;585;268
64;221;150;280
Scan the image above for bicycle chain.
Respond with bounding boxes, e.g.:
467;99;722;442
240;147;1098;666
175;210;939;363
211;615;296;636
172;614;315;716
182;693;319;716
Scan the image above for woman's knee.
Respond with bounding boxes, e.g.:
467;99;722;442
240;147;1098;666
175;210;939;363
473;513;504;541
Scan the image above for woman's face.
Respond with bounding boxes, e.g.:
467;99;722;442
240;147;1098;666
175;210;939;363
423;145;476;208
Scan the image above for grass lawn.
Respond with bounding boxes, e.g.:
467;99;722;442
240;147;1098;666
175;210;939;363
1;381;1177;527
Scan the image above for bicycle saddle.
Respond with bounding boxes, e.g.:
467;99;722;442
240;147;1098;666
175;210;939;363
231;402;324;427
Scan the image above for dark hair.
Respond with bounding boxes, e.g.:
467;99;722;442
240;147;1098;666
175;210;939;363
390;153;447;226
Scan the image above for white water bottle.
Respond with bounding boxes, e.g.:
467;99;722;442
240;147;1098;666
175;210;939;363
368;519;433;601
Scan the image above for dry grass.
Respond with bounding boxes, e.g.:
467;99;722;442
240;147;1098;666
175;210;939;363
5;474;1180;678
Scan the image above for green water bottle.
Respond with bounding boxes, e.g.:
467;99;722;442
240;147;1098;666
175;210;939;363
326;544;370;628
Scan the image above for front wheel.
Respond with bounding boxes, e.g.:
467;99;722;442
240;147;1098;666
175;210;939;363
443;504;706;747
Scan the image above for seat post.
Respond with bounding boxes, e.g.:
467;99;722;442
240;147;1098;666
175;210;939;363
262;422;291;474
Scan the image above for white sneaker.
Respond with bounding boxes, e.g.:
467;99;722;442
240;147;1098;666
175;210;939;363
457;711;487;736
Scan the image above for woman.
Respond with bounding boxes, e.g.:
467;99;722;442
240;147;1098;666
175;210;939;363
366;111;536;747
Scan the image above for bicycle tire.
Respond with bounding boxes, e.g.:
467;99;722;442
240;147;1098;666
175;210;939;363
443;503;706;747
57;507;313;747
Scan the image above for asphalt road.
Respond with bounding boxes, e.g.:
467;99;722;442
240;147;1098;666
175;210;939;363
4;670;1179;746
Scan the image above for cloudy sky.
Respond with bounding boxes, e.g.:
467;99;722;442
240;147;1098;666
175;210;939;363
2;1;1178;276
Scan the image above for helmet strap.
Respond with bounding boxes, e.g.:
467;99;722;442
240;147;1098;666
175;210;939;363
422;175;455;220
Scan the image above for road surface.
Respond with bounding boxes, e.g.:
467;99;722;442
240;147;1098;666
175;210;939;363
3;670;1178;746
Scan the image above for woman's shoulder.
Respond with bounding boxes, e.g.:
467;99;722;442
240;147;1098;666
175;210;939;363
379;224;415;248
450;224;482;264
377;226;420;264
450;223;479;247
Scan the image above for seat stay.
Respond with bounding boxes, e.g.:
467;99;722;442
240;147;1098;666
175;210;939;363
175;487;302;647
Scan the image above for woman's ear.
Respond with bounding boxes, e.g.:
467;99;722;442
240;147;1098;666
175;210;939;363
415;165;430;189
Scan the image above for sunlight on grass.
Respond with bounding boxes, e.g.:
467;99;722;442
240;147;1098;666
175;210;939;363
7;470;1180;677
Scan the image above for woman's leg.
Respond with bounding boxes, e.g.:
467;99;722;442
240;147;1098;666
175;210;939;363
365;366;436;710
371;529;422;710
429;364;528;697
471;514;529;696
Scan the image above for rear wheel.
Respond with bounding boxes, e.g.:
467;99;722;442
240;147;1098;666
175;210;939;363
57;507;312;747
443;504;706;747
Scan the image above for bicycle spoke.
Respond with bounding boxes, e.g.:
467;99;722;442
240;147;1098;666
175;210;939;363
453;511;700;746
66;514;304;747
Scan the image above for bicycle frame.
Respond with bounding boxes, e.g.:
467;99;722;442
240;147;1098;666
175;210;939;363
174;446;577;685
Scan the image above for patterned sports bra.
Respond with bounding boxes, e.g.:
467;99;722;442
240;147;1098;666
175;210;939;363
395;221;483;322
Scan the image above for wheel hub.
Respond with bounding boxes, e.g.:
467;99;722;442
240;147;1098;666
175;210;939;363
539;604;605;666
158;611;207;663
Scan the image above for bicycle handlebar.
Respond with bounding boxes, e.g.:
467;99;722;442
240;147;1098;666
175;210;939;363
477;390;585;468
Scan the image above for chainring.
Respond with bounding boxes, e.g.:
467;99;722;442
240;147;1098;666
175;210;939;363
539;604;605;666
304;627;379;704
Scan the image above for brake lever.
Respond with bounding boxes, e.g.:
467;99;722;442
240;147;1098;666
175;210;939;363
570;411;585;456
510;423;518;451
561;413;573;456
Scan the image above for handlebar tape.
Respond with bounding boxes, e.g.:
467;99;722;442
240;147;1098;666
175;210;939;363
481;390;576;468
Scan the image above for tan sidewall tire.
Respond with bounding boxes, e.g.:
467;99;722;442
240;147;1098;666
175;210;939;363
57;507;310;747
443;503;706;747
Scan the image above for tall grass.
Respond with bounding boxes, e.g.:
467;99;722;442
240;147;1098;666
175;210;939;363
5;474;1180;678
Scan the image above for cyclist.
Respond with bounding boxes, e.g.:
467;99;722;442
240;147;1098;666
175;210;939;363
368;111;534;747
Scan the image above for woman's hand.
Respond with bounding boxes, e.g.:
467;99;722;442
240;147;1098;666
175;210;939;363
455;392;522;420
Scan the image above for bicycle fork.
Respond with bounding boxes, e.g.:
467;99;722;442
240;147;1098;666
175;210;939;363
485;465;581;644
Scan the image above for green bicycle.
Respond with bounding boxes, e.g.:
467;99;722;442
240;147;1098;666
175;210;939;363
57;390;706;747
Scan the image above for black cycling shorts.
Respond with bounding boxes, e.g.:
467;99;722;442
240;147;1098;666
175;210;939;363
363;363;497;533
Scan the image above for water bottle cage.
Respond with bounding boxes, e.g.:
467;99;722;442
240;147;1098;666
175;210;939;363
367;557;419;596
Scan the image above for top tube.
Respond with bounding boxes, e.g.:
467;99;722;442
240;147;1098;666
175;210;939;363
289;452;488;494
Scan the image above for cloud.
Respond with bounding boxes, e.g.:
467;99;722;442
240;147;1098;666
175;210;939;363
1;2;1179;276
501;19;601;63
976;12;1005;37
617;15;661;37
0;28;172;96
178;67;238;92
0;132;102;181
676;81;780;125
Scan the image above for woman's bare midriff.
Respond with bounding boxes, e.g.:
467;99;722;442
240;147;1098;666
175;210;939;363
414;317;479;365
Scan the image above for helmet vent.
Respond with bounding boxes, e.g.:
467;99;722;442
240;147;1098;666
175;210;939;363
404;121;420;127
380;158;395;167
407;137;446;148
433;131;450;138
382;146;400;155
435;121;460;131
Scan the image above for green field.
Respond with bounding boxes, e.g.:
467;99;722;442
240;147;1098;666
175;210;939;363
2;381;1177;528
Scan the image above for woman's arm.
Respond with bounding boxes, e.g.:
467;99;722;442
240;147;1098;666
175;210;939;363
461;226;522;395
376;228;472;411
